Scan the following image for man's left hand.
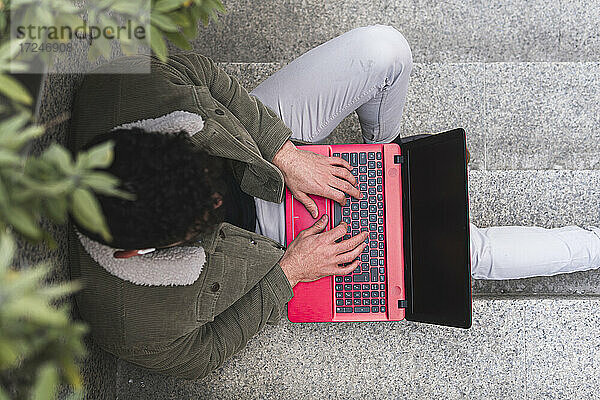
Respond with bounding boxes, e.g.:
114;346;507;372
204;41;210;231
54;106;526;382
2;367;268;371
272;140;362;218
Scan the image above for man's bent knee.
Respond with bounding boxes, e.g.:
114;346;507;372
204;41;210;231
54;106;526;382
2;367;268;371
350;24;413;80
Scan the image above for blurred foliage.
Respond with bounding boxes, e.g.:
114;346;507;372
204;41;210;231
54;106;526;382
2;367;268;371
0;0;227;65
0;0;225;398
0;232;87;400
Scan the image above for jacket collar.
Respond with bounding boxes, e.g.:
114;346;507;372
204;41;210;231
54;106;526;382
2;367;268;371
77;110;208;286
77;231;206;286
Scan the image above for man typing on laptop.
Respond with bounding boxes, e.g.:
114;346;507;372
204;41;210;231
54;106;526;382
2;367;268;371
70;24;600;379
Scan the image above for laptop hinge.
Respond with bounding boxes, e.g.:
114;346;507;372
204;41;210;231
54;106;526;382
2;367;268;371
398;299;408;309
394;155;405;164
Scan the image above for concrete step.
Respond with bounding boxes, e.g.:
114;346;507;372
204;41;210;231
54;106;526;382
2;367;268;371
195;0;599;63
219;61;600;172
116;298;600;400
469;170;600;295
220;61;600;295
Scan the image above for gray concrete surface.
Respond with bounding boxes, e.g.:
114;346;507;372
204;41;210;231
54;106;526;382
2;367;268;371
22;1;599;398
191;0;600;63
116;298;600;400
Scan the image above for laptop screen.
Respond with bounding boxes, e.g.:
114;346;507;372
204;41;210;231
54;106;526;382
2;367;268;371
401;129;472;328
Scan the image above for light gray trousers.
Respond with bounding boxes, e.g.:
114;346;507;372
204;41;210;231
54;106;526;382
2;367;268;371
249;24;600;280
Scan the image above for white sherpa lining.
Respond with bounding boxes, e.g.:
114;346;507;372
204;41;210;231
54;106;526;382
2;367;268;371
113;110;205;136
77;110;207;286
77;232;206;286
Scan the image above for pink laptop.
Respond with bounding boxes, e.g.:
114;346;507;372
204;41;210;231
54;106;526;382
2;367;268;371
286;128;472;328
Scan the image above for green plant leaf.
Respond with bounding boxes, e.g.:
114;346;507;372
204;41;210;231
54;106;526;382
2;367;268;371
37;281;81;300
82;140;114;169
181;11;198;39
149;25;168;62
165;30;192;50
0;178;9;210
0;39;26;62
70;188;112;242
0;149;22;166
0;339;19;369
0;111;30;138
43;144;74;174
44;197;68;224
109;1;141;15
4;206;42;240
31;363;59;400
151;12;179;32
167;9;190;27
0;230;15;271
154;0;185;13
0;124;45;150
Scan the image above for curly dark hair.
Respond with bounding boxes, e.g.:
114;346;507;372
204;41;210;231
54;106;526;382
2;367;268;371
75;127;227;250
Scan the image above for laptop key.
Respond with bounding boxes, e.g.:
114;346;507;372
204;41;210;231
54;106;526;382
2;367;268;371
353;291;361;298
341;153;349;161
350;152;358;166
376;152;382;160
381;306;386;312
345;292;352;298
353;273;369;282
336;299;343;306
371;306;379;313
371;268;378;281
336;292;343;298
354;306;371;313
359;152;367;165
368;152;375;160
345;299;352;305
335;284;342;291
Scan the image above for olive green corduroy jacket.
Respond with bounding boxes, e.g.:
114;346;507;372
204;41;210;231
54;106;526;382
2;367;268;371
68;53;295;379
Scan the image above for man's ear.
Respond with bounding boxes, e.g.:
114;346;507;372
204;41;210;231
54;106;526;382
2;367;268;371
212;192;223;209
113;248;156;259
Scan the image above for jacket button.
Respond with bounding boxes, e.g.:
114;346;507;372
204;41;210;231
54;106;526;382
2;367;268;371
210;282;220;292
215;109;224;115
250;239;256;245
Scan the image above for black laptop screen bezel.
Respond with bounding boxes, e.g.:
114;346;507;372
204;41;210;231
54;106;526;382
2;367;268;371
400;128;472;329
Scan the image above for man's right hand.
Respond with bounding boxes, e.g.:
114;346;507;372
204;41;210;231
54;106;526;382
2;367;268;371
279;214;369;287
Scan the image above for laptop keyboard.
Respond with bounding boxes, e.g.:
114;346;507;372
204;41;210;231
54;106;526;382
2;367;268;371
332;151;387;314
